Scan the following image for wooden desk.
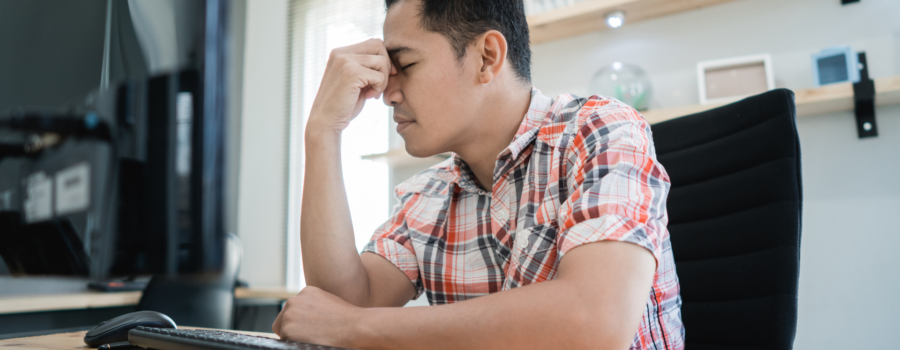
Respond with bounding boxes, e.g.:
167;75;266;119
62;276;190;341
0;328;276;349
0;288;299;315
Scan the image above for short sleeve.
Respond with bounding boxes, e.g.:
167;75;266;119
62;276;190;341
556;100;671;266
362;190;424;300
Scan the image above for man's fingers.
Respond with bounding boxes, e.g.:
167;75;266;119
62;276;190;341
337;38;391;94
346;54;391;93
351;65;388;99
361;39;392;90
357;38;389;57
331;38;387;57
348;54;390;72
272;308;284;336
313;38;391;125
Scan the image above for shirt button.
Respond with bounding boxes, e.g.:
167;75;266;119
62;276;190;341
518;236;529;249
496;209;508;222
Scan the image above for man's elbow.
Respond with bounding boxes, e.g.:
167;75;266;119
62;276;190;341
566;306;637;350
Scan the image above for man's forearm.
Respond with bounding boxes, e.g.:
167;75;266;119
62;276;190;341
276;236;655;348
300;128;371;306
354;279;624;350
347;242;655;350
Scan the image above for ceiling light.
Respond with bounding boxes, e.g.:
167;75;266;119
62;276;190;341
605;10;626;29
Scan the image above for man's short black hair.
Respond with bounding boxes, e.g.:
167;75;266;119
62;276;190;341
386;0;532;83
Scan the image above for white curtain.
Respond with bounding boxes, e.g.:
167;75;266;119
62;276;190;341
286;0;391;289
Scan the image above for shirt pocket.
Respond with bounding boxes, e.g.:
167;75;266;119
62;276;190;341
505;223;560;288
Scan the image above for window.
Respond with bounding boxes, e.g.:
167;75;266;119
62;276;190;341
286;0;390;289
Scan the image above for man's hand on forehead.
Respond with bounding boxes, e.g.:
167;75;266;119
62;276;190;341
328;38;392;99
306;38;395;132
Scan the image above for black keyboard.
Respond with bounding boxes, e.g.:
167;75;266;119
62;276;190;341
127;326;355;350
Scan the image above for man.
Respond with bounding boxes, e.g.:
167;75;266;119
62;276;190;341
272;0;683;349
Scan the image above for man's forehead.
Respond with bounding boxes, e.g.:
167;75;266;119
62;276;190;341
383;0;454;59
383;0;423;51
384;27;423;58
386;45;416;57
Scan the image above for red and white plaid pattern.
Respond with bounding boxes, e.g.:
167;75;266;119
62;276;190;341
364;88;684;350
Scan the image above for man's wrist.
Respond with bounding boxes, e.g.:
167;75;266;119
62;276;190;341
305;122;342;147
350;308;388;350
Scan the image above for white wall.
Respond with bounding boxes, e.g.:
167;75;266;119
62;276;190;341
225;0;246;240
530;0;900;348
236;0;290;288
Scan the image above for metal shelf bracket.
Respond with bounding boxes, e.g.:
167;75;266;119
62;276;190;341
853;52;877;138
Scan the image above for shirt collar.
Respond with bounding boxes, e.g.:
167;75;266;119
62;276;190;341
497;87;554;162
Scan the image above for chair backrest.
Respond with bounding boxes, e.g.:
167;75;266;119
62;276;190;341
138;232;242;329
650;89;802;350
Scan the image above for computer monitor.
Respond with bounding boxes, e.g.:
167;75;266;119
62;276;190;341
0;0;233;279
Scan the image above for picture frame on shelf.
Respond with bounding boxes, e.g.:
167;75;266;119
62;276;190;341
697;53;775;105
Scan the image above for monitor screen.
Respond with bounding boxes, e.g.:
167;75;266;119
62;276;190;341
0;0;229;279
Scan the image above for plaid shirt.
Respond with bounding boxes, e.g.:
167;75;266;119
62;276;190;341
364;88;684;350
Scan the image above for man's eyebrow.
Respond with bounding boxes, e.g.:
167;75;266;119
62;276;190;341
387;46;415;57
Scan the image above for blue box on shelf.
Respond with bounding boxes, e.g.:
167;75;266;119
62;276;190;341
811;46;860;87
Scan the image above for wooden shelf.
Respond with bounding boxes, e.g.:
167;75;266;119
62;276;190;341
362;75;900;164
642;75;900;124
0;291;142;315
0;287;300;315
527;0;736;45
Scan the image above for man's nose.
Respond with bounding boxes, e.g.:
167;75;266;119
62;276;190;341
383;74;403;107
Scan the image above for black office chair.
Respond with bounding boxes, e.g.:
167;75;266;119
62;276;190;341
138;232;243;329
651;89;802;350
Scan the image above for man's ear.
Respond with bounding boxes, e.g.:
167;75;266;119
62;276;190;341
475;30;507;84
